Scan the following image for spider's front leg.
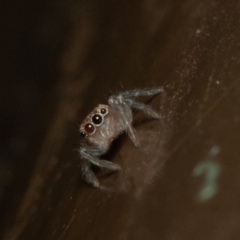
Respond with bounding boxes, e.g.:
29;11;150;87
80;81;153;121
80;144;121;187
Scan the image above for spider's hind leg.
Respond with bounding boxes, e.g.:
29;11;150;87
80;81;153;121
127;126;140;147
121;87;163;98
125;99;161;119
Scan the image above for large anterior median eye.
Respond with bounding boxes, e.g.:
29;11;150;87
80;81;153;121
92;114;103;125
84;123;95;134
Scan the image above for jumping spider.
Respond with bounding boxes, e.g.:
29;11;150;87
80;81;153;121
79;88;163;187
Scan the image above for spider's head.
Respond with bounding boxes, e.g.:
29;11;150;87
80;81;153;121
79;104;109;139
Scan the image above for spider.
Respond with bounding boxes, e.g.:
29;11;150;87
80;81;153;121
79;87;163;187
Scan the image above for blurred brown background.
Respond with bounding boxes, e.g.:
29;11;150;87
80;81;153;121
1;0;240;239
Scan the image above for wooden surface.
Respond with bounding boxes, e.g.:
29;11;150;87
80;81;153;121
1;0;240;239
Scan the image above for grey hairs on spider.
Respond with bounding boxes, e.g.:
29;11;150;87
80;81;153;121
79;87;163;187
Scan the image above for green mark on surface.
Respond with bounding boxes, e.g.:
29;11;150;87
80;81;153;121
193;146;221;203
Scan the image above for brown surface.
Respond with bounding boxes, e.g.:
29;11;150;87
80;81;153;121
1;0;240;239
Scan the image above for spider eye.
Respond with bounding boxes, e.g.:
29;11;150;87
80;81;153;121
80;131;87;137
92;114;103;125
84;123;95;134
100;108;107;115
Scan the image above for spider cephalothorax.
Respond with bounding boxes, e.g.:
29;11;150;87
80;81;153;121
80;104;109;138
79;88;163;187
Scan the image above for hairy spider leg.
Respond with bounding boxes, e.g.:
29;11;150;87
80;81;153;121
81;158;99;187
80;145;121;169
80;144;121;187
125;99;161;119
121;87;163;98
108;95;140;147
